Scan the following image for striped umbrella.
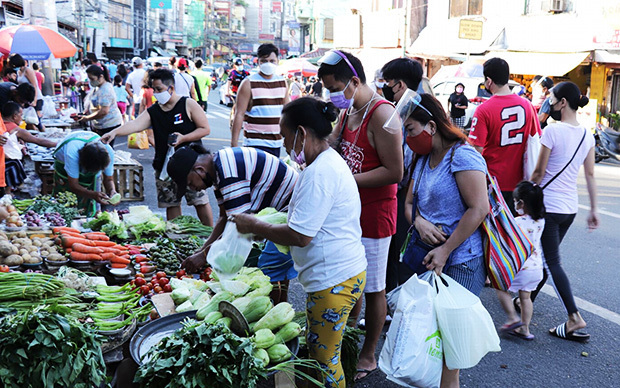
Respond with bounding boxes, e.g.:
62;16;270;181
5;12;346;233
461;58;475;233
278;58;318;77
0;24;77;60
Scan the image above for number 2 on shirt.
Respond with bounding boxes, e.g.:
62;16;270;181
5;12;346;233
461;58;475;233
500;105;525;146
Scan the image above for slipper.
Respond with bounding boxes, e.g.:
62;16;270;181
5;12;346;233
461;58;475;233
549;322;590;343
499;321;523;333
509;329;535;341
354;368;378;382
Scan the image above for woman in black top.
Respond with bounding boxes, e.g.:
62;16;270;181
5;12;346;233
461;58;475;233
448;83;468;129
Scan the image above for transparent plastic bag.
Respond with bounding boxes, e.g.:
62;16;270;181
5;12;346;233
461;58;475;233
379;272;442;388
42;96;58;118
434;274;501;370
158;146;175;181
206;221;253;280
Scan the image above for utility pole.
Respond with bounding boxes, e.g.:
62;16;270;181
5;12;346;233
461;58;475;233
403;0;409;57
82;2;87;58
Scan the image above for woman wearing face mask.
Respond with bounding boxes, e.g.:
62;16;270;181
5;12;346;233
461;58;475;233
528;81;598;342
76;65;122;146
448;83;468;130
232;97;367;388
402;93;489;388
9;53;44;130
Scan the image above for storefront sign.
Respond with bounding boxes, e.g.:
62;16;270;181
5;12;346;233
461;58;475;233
110;38;133;48
150;0;172;9
85;20;105;29
459;19;483;40
272;1;282;12
593;30;620;49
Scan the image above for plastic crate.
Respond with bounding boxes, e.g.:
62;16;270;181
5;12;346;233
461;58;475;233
113;164;144;202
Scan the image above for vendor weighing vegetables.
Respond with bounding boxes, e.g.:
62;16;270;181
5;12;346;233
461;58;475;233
52;130;118;216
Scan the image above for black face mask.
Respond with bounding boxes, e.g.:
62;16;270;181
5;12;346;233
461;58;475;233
382;83;397;102
550;103;562;121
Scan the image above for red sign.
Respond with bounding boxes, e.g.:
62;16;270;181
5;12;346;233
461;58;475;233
272;1;282;12
259;34;275;40
593;30;620;49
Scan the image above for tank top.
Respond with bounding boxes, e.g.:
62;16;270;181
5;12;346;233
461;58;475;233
243;73;287;148
340;100;397;238
147;97;199;171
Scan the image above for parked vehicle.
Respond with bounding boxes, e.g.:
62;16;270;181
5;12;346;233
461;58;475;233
431;76;522;129
594;123;620;162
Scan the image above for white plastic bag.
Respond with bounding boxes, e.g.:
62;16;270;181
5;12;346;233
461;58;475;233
158;146;175;181
379;272;443;388
42;96;58;118
23;106;39;125
523;131;541;180
434;274;501;370
206;221;252;280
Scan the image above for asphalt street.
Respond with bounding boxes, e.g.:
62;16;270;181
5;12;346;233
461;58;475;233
112;89;620;388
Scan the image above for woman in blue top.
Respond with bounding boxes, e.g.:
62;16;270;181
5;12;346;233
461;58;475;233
402;93;489;387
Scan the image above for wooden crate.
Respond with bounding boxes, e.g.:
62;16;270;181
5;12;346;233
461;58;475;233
113;164;144;202
35;162;55;195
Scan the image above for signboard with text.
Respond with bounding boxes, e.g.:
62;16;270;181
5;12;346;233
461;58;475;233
85;20;105;29
458;19;483;40
150;0;172;9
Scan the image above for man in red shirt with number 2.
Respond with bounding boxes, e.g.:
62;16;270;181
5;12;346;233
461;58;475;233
469;57;541;215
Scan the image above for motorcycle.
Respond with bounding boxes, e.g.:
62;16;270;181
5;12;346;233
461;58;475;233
594;123;620;163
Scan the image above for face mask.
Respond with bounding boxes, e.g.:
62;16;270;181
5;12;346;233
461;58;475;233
329;80;355;109
237;65;244;72
406;124;433;155
289;129;306;165
260;62;277;76
154;89;171;105
550;102;562;121
514;200;525;216
382;83;397;102
89;79;100;88
375;81;385;89
456;87;464;93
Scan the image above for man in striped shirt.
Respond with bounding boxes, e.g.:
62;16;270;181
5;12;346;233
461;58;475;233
167;145;299;296
231;43;289;157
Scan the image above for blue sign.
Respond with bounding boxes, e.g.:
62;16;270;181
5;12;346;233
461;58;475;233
110;38;134;48
150;0;172;9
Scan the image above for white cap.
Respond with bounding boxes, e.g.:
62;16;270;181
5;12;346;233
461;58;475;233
132;57;143;66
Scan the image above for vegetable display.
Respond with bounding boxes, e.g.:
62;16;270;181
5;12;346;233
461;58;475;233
27;193;79;225
123;206;166;239
0;308;107;388
167;215;214;236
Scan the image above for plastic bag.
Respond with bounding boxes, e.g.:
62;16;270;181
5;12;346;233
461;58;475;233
158;146;176;181
23;107;39;125
523;131;541;180
206;221;253;280
379;272;443;388
434;274;501;370
42;96;58;118
128;131;149;150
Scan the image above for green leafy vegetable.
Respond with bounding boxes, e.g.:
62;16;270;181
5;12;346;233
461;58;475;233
255;208;289;254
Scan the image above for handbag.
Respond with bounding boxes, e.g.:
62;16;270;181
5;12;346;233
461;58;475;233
522;130;541;180
481;172;533;291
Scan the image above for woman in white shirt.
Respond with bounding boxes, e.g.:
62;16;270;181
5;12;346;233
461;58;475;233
233;97;367;388
530;81;599;342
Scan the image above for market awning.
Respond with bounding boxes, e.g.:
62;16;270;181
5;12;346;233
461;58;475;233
593;50;620;64
484;51;590;76
408;18;504;59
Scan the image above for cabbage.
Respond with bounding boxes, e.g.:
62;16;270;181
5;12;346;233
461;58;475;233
171;287;191;305
221;280;250;296
255;208;289;254
123;206;167;239
175;300;195;313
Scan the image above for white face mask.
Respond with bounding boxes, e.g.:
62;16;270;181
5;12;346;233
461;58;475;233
154;89;171;105
514;200;525;216
260;62;277;76
237;65;244;72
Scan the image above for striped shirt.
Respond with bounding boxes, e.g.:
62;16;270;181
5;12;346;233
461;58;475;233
243;73;287;148
213;147;298;215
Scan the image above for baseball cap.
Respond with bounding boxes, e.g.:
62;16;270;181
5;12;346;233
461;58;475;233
132;57;143;66
177;58;188;69
166;145;201;200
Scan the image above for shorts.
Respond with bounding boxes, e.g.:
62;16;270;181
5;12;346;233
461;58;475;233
155;171;210;208
361;236;391;293
117;101;127;115
258;241;297;282
444;255;486;297
451;116;466;128
509;265;543;293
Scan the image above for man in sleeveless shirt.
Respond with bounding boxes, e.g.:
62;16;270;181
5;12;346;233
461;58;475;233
101;69;214;226
318;50;403;382
231;44;289;157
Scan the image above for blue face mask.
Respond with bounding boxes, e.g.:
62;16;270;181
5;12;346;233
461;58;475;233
329;80;356;109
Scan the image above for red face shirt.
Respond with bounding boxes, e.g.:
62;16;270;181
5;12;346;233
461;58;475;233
468;94;541;192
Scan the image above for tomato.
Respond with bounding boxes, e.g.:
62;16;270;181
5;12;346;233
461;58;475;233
149;308;160;320
163;284;172;293
176;270;186;278
156;271;167;279
158;277;169;286
0;265;10;273
135;273;145;278
148;282;155;290
153;285;163;293
135;277;147;287
139;285;150;296
140;265;155;274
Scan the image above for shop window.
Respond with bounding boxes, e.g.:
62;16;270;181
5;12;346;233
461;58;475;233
450;0;483;18
323;18;333;41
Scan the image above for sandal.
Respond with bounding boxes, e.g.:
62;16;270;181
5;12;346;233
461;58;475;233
354;368;378;382
499;321;523;333
509;329;535;341
549;322;590;342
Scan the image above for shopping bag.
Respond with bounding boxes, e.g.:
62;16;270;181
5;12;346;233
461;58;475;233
128;131;150;150
23;107;39;125
206;221;253;279
158;146;176;181
42;96;58;118
434;274;500;370
379;272;442;388
481;173;533;291
523;131;541;180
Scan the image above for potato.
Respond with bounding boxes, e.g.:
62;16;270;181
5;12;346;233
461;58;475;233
0;240;15;257
24;254;40;264
47;254;66;262
32;240;42;247
19;249;28;256
4;254;23;266
40;250;49;257
28;246;38;253
16;231;27;238
21;253;31;262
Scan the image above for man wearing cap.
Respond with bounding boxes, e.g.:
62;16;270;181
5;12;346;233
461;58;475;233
125;57;146;118
536;77;554;128
318;49;402;382
174;58;197;100
167;144;299;303
102;69;213;225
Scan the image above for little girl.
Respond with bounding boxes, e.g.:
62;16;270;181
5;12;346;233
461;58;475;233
496;180;545;340
113;75;128;123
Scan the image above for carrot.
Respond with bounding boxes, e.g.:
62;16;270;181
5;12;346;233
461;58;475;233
86;231;107;236
53;226;81;234
99;247;122;255
111;263;128;268
110;256;131;265
61;236;96;248
100;252;115;260
70;251;102;261
83;233;110;241
65;248;72;254
60;231;82;237
89;240;116;247
72;243;104;254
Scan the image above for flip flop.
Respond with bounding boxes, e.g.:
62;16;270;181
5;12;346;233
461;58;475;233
549;322;590;343
354;368;378;382
500;321;523;333
509;329;535;341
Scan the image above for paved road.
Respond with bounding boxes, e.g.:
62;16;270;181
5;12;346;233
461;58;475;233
113;89;620;387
